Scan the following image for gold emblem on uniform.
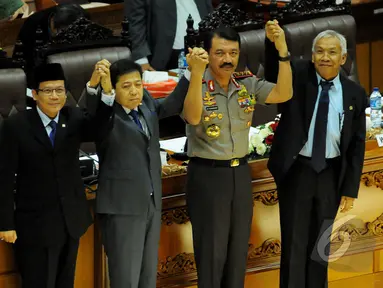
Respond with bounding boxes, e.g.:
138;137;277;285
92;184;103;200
203;100;217;106
203;115;210;122
244;106;255;113
206;124;221;138
203;91;215;102
217;113;223;120
238;85;249;98
247;121;251;127
237;85;256;108
209;112;217;119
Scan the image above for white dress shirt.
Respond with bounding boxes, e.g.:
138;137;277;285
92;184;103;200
299;73;344;158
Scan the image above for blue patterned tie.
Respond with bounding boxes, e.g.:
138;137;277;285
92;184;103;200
48;120;57;146
130;110;143;130
311;80;333;173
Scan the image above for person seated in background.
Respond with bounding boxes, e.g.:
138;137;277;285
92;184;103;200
12;4;89;85
126;0;213;71
0;0;28;23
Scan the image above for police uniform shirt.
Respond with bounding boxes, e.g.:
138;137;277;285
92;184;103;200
186;69;275;160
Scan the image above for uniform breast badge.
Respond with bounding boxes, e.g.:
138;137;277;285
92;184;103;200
203;91;217;106
203;91;214;102
217;113;223;120
244;106;255;113
206;124;221;138
209;112;217;119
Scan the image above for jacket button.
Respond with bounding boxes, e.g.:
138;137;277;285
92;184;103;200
293;156;297;159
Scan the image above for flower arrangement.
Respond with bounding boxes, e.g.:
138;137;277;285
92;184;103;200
248;115;280;160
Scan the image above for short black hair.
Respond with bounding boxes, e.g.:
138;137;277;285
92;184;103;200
110;59;143;88
204;26;241;52
52;4;89;30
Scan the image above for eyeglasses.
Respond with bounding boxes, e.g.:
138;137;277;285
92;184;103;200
37;88;66;96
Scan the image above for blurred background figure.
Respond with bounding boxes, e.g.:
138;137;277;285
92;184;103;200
12;4;89;86
126;0;213;72
0;0;29;23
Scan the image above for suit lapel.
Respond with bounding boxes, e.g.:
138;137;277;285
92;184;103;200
138;103;153;138
53;110;68;153
115;103;148;138
304;65;319;135
29;109;54;151
340;76;355;154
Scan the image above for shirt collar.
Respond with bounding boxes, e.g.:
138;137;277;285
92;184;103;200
316;72;341;92
122;106;138;115
36;106;59;127
204;68;240;95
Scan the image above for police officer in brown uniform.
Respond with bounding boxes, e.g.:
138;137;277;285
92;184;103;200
182;24;293;288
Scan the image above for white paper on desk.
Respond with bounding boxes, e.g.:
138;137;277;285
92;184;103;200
159;136;187;153
143;71;169;83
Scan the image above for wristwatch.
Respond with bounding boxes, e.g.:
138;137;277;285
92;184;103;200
278;52;291;62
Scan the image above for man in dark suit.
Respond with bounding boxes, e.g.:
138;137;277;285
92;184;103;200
0;62;114;288
265;24;367;288
87;51;208;287
126;0;213;71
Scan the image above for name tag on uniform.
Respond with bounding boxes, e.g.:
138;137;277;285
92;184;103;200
206;106;219;111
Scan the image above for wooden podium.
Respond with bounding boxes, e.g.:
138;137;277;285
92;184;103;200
1;138;383;288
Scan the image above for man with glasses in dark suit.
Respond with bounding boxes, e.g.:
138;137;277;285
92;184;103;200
0;62;114;288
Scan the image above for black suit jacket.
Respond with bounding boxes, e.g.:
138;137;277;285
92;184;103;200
126;0;212;70
265;39;367;198
0;96;113;246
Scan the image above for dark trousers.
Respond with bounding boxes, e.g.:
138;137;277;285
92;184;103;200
99;196;161;288
186;160;253;288
14;236;79;288
278;156;342;288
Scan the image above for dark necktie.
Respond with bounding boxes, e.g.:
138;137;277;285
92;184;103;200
48;120;57;146
130;110;143;130
311;80;333;173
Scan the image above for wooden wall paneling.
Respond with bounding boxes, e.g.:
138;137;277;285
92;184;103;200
0;242;17;275
328;252;374;282
371;41;383;92
329;271;383;288
0;273;20;288
356;42;371;94
244;270;280;288
374;249;383;272
74;223;95;288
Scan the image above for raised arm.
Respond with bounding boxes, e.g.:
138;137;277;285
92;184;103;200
81;60;115;142
264;20;293;104
182;47;209;125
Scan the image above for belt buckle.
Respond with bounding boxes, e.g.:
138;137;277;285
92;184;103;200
230;159;239;167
